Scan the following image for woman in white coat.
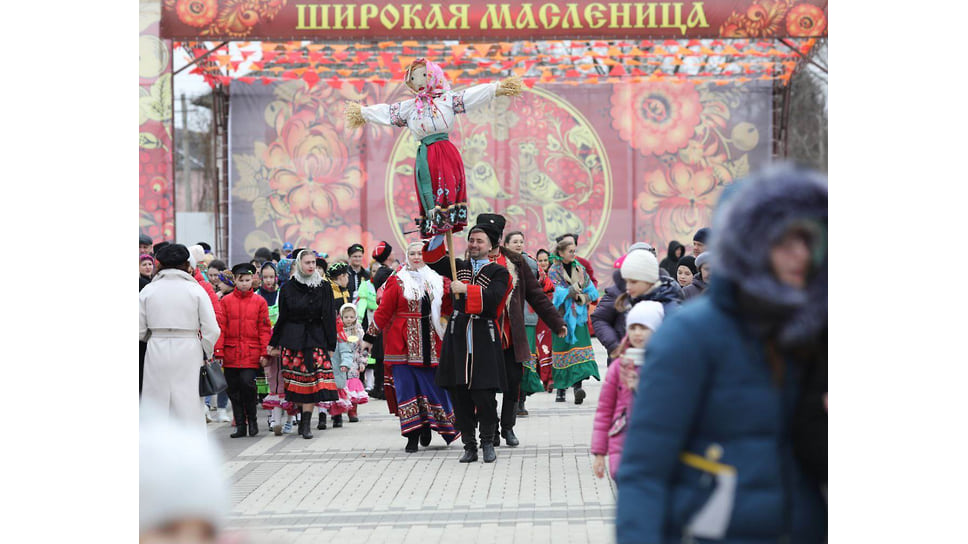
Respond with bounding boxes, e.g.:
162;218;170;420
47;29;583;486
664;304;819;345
140;244;222;432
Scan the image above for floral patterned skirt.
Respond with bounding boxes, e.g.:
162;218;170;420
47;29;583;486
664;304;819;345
391;365;460;442
551;325;601;389
280;347;338;404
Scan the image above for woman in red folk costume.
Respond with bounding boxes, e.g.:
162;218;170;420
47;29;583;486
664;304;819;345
361;241;461;453
346;59;522;236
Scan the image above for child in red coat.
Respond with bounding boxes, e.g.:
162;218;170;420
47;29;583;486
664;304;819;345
215;263;273;438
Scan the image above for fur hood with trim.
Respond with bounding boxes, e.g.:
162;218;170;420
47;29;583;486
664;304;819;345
711;163;827;349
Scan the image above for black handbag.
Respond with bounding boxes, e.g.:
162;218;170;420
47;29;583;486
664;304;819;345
199;360;228;397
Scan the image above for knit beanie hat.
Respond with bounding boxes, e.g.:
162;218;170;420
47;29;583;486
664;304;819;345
695;252;711;270
677;255;697;274
626;301;665;332
620;249;660;284
693;227;711;244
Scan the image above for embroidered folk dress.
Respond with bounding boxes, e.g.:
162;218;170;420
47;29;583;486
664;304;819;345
361;82;500;236
548;260;601;389
363;266;460;442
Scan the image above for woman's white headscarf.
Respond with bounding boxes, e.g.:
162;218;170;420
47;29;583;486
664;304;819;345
291;249;324;287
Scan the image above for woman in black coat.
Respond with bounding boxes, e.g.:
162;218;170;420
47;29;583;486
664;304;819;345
268;249;339;439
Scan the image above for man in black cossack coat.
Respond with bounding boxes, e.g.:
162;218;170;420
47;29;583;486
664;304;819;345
423;221;512;463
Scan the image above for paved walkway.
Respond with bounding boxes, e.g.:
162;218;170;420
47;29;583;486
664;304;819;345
211;340;617;544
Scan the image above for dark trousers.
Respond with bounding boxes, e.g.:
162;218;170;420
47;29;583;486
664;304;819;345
451;384;498;449
374;358;385;394
224;367;259;426
498;347;522;432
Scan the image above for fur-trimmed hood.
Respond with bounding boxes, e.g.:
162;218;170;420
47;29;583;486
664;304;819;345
710;163;827;349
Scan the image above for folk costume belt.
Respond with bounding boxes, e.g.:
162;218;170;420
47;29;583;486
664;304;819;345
415;132;449;215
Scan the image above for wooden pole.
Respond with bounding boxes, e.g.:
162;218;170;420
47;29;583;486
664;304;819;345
445;230;461;298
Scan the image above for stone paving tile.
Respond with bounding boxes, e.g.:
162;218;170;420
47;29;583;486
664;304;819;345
212;340;617;544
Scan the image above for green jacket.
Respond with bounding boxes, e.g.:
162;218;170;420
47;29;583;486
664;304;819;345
356;280;378;366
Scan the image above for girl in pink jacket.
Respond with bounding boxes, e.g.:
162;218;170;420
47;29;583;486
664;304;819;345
591;301;664;480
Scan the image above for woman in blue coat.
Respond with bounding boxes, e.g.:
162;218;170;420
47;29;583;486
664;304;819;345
616;164;827;544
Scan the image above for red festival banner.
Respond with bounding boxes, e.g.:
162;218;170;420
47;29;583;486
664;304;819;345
161;0;827;41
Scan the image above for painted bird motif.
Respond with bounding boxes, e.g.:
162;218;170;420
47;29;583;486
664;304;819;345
516;141;585;243
462;132;511;222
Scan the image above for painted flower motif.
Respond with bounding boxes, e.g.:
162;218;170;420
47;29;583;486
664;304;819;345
678;140;706;165
786;4;827;37
637;164;727;247
264;107;361;219
174;0;218;28
720;0;793;38
610;82;703;156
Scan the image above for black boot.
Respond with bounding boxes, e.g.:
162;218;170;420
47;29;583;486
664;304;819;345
420;425;432;447
246;400;260;437
501;428;520;447
482;442;497;463
481;425;497;462
300;411;314;439
574;385;586;405
230;403;247;438
516;398;529;417
317;412;327;430
405;430;420;453
459;445;478;463
332;414;343;428
230;422;247;438
556;389;566;402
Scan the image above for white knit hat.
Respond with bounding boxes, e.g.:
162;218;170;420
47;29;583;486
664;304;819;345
140;403;229;534
620;249;660;284
626;301;665;332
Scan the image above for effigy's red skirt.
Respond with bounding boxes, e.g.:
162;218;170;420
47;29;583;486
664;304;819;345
418;140;469;236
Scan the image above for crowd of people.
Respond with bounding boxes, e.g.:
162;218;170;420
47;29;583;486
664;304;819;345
139;164;827;543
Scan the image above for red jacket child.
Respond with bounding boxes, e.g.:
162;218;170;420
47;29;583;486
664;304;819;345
214;288;272;369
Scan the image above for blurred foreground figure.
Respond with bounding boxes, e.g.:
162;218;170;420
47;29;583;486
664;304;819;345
140;403;228;544
616;164;827;544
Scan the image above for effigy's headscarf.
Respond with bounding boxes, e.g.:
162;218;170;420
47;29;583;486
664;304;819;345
406;58;451;117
